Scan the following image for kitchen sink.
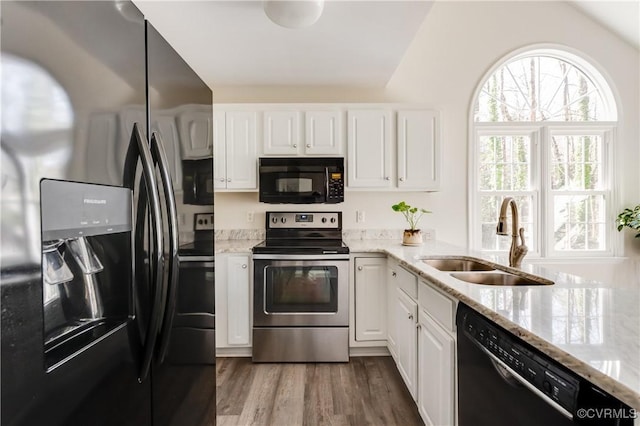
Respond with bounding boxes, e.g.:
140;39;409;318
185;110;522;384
450;272;553;286
421;257;495;272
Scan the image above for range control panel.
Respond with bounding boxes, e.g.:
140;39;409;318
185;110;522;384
460;307;580;415
266;212;341;229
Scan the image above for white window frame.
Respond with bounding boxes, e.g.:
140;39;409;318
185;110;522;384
469;45;619;259
543;124;616;257
472;124;542;257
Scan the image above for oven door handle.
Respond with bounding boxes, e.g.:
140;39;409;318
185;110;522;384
477;344;574;420
252;254;349;261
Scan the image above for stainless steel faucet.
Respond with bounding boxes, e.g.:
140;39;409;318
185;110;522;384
496;197;528;268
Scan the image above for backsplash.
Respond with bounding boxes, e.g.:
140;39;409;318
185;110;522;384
215;228;435;241
342;228;435;241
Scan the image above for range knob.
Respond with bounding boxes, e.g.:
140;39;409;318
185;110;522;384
321;217;327;223
330;217;336;223
281;217;287;223
271;217;278;224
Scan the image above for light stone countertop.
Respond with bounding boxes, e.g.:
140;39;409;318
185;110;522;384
215;237;640;409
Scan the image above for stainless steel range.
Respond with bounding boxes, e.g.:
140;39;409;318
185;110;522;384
252;211;349;362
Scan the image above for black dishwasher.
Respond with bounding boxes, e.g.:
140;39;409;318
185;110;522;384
457;303;634;426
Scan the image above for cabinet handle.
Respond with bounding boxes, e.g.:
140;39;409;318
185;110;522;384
399;177;405;182
306;144;311;148
242;264;247;269
392;271;397;277
408;313;414;320
385;176;390;181
227;178;231;182
219;178;225;182
357;266;363;271
293;144;297;148
417;324;421;330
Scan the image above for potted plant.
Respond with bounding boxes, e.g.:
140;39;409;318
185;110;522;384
616;205;640;238
392;201;432;246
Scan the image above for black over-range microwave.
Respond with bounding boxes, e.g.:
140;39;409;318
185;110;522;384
259;157;344;204
182;158;213;205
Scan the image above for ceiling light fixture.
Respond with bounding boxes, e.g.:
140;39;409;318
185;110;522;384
263;0;325;29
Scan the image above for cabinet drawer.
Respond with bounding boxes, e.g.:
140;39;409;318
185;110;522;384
419;280;455;331
396;265;418;299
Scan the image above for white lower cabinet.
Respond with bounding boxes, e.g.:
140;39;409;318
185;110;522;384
354;257;387;341
394;287;418;400
386;265;398;359
418;309;455;426
387;260;457;425
215;253;252;348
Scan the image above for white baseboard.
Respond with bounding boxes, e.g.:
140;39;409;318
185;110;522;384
216;347;252;357
349;346;390;357
216;346;390;358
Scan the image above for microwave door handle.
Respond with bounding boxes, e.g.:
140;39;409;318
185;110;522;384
150;132;179;363
325;167;329;201
123;123;165;383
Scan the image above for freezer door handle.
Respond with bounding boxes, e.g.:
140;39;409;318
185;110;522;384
123;123;165;383
150;131;180;363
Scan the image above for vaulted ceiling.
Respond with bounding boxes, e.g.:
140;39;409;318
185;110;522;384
133;0;639;88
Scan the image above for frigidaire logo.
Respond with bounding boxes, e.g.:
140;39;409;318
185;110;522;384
83;198;107;205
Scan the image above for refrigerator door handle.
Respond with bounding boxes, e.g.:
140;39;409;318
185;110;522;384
150;131;180;363
123;123;165;383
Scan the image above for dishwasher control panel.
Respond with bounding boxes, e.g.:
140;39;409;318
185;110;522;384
460;306;580;415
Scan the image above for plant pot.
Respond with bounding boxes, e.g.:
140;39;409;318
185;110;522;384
402;229;423;246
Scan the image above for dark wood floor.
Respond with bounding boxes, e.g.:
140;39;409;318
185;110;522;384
216;356;424;426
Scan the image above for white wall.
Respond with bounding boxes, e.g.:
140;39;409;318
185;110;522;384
384;1;639;257
214;2;639;259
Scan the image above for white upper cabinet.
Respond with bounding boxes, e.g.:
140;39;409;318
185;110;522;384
214;110;258;190
213;110;227;189
347;109;393;188
262;110;301;155
178;107;213;159
262;109;343;156
397;110;440;190
305;110;343;155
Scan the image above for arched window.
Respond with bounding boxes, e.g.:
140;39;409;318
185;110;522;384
470;47;617;257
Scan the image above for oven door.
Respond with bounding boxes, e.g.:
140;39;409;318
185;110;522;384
259;171;327;204
253;256;348;327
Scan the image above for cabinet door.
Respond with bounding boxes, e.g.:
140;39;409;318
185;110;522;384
226;255;251;346
178;108;213;159
418;310;455;426
347;109;393;188
225;111;257;189
395;288;418;400
263;110;300;155
354;257;387;341
305;110;342;155
213;110;227;189
386;265;398;359
397;110;440;190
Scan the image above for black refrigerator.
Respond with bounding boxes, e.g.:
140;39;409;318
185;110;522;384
0;1;215;425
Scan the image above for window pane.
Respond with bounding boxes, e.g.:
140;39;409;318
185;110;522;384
551;135;602;190
475;56;608;122
478;135;530;190
480;195;534;251
553;195;606;251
